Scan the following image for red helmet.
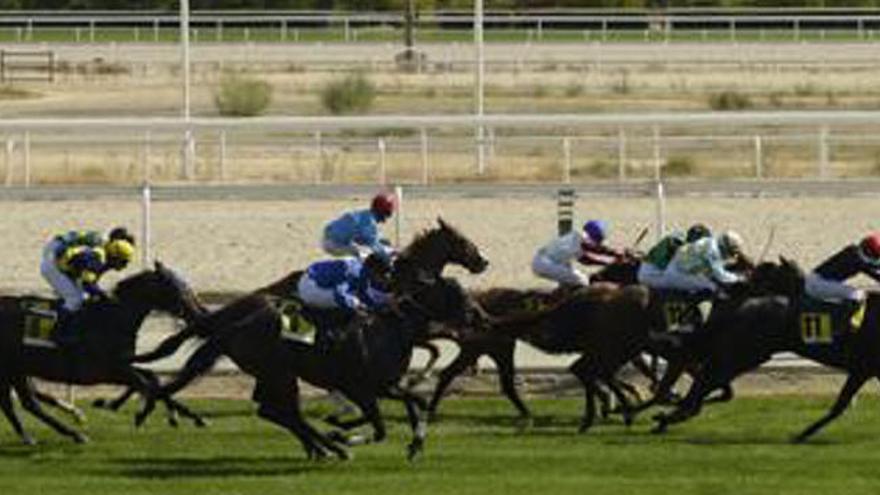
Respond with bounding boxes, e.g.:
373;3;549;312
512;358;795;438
371;192;396;217
861;233;880;260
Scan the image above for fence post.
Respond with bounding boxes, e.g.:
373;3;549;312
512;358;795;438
89;20;95;43
141;182;152;269
537;19;543;41
557;188;575;236
344;18;351;42
420;128;429;185
23;131;30;188
134;26;140;42
281;19;287;42
729;19;735;42
754;135;763;179
617;127;627;181
794;19;800;41
818;125;829;178
153;18;160;42
378;138;387;185
4;138;13;186
182;129;195;180
218;130;227;181
217;20;223;42
142;130;151;182
654;180;666;242
394;185;403;248
562;137;572;183
244;27;250;42
26;18;33;42
75;26;81;42
652;126;662;181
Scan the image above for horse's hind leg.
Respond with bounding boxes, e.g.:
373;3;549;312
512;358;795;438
490;343;532;426
570;356;599;432
92;386;135;411
0;381;33;445
427;345;483;418
13;377;87;443
32;386;86;424
387;385;429;461
793;372;869;444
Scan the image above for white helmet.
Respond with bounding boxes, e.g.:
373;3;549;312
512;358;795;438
718;231;744;258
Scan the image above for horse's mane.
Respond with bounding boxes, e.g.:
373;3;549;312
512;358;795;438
112;269;154;297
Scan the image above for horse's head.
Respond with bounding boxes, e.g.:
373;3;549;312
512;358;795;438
113;261;207;323
400;276;485;331
750;256;805;299
434;217;489;274
590;258;640;286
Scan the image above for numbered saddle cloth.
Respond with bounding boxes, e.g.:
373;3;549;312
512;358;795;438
798;297;865;345
19;297;59;341
652;290;712;333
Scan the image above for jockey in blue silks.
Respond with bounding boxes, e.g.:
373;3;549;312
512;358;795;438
321;192;396;261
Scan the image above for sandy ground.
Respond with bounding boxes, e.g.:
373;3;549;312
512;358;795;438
1;195;876;294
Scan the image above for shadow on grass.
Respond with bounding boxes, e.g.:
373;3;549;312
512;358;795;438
102;455;332;478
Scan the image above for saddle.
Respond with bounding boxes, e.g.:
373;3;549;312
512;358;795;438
650;289;713;333
19;297;61;341
797;296;866;345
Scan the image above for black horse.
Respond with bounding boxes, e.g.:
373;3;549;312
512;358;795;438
653;257;880;442
144;275;484;460
117;216;491;414
0;262;205;444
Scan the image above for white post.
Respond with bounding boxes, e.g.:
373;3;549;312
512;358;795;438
344;18;351;42
420;127;429;185
281;20;287;42
4;139;13;187
65;385;75;407
89;20;95;43
655;180;666;242
23;131;30;188
652;126;662;181
818;125;829;178
141;182;152;268
134;26;140;42
394;185;403;248
218;130;227;181
142;130;151;182
378;138;387;185
217;20;223;42
754;135;763;178
153;18;160;42
474;0;486;175
181;0;191;122
617;127;626;181
26;18;33;41
562;137;572;183
75;26;81;42
182;129;195;180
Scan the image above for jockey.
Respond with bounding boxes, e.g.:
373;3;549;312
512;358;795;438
322;192;396;261
532;220;624;287
660;231;746;294
805;233;880;305
41;227;137;313
637;224;714;289
296;253;393;329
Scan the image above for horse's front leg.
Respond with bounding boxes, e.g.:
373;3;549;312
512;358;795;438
386;384;428;461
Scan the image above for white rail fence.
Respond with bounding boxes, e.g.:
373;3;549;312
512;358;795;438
3;11;880;43
2;112;880;186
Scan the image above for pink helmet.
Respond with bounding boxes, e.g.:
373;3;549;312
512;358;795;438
861;233;880;260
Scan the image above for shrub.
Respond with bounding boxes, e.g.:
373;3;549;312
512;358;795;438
214;74;273;117
320;73;376;115
665;155;698;177
708;90;752;111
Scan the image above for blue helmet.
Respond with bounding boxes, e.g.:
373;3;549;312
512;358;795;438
583;220;608;244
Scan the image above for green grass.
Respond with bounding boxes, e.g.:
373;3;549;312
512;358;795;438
0;27;878;44
3;396;880;494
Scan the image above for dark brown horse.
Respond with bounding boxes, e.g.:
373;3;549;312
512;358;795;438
0;262;205;444
653;258;880;442
142;276;484;460
428;284;665;432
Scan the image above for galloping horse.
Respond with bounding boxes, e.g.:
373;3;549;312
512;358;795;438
653;258;880;442
0;262;206;444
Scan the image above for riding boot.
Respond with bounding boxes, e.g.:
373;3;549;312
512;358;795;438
52;308;80;348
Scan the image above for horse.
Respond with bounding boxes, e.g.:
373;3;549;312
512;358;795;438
653;257;880;442
112;216;491;415
0;262;206;444
427;283;666;432
142;275;484;460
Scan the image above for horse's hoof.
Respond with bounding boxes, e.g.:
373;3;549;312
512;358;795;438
72;432;90;444
324;415;343;428
406;439;424;462
336;448;353;461
91;399;107;409
578;421;593;434
134;414;147;428
193;417;209;428
72;411;88;424
623;414;635;427
650;419;669;435
20;434;37;446
326;430;349;445
791;433;809;444
515;415;533;433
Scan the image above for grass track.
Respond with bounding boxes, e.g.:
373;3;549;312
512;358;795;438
2;396;880;494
